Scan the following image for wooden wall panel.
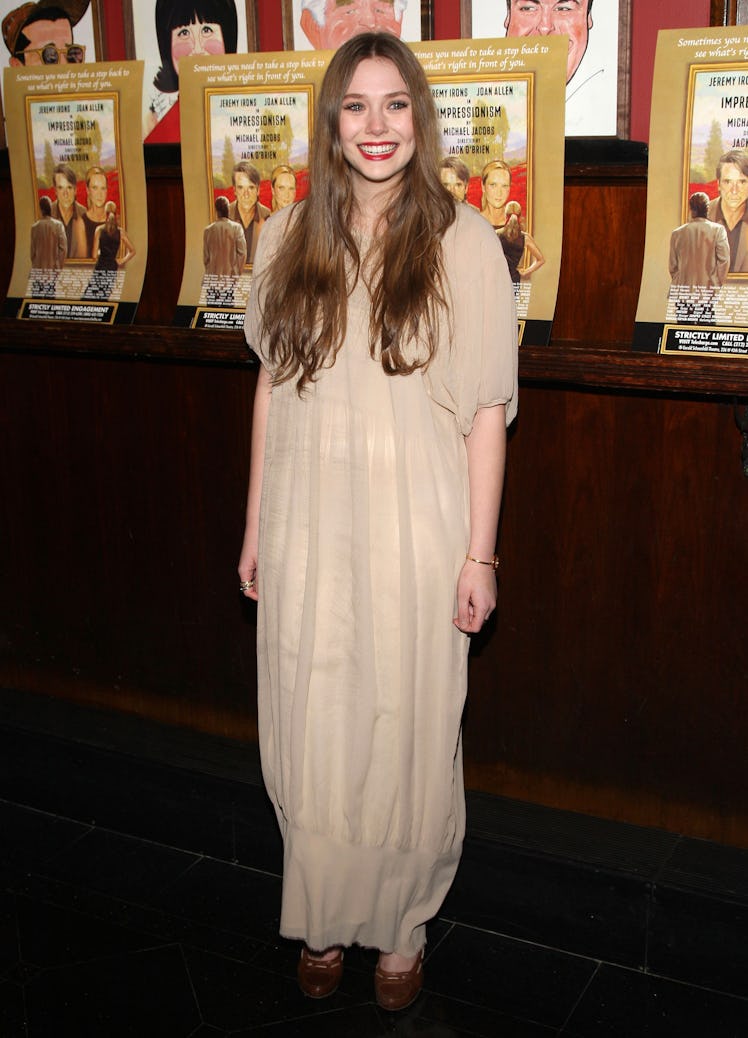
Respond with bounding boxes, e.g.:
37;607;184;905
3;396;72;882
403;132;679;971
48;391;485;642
0;351;259;740
465;387;748;845
553;176;647;346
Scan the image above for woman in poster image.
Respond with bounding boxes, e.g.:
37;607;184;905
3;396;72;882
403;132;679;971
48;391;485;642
270;164;297;211
146;0;238;135
499;200;545;284
480;158;512;233
238;32;516;1011
89;201;135;298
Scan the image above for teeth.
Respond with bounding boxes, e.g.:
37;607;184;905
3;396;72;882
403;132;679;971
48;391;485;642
359;143;396;155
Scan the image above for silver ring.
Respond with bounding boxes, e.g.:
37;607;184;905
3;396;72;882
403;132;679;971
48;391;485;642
239;579;254;591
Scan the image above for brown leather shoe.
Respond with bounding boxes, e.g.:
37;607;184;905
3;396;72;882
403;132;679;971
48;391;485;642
374;949;424;1011
297;946;344;998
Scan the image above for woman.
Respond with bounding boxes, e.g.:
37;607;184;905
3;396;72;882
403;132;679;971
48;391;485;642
270;164;297;212
238;33;517;1011
146;0;238;135
480;158;513;233
499;200;545;283
89;202;135;300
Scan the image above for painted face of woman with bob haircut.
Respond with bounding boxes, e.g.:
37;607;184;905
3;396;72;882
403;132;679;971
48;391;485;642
339;56;415;204
170;19;226;75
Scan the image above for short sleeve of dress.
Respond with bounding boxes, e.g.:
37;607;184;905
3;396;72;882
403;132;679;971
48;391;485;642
243;205;296;369
424;204;518;435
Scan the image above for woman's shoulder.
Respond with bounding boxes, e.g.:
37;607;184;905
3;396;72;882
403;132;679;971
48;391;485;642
263;200;304;240
253;201;304;271
443;201;505;266
447;201;503;249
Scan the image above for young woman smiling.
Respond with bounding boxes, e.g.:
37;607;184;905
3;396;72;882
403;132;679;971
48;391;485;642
239;31;517;1011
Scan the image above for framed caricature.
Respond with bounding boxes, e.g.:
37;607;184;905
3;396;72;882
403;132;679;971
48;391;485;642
0;0;103;143
123;0;256;143
281;0;430;51
462;0;631;138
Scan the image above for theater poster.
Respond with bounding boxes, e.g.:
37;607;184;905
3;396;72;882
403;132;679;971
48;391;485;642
413;35;566;345
3;60;147;324
175;49;329;330
635;27;748;358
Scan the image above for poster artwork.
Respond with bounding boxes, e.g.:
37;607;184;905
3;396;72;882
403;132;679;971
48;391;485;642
198;85;312;323
3;60;148;324
635;28;748;357
175;50;325;329
412;36;566;346
430;73;540;322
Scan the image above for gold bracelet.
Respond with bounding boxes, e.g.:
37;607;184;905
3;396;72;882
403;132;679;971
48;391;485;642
465;553;500;570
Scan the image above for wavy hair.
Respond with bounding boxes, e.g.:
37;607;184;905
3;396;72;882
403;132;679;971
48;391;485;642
258;32;456;393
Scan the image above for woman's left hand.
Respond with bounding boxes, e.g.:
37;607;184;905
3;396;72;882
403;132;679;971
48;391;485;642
453;560;497;634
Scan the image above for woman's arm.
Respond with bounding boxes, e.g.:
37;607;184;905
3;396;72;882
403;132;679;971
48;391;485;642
91;225;102;261
518;232;545;277
117;230;136;267
71;214;87;259
238;364;273;601
454;403;507;634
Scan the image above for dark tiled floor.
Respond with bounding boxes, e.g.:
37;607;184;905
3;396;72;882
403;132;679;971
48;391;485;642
1;692;748;1036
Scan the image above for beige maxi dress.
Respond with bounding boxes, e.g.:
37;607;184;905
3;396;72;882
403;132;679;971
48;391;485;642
245;201;518;956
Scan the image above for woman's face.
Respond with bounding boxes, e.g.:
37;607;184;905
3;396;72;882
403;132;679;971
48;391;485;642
272;172;297;209
171;20;225;75
338;57;415;198
483;168;511;211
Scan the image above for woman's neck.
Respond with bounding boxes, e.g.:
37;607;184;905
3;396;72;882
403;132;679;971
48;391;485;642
350;176;400;237
482;201;505;225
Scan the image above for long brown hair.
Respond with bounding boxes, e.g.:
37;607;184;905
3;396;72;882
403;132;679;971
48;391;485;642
257;32;455;393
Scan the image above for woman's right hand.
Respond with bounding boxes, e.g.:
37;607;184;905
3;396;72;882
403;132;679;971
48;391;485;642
238;531;259;601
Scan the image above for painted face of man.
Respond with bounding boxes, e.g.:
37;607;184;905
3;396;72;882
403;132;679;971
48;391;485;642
718;162;748;216
10;17;79;66
303;0;402;50
504;0;592;84
234;172;259;212
53;172;75;211
440;167;467;202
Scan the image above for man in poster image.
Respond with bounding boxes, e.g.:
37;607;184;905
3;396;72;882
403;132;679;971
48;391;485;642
203;194;246;304
299;0;406;50
228;162;270;267
51;162;87;259
2;0;88;66
669;191;729;323
439;157;475;206
29;193;66;296
706;150;748;274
